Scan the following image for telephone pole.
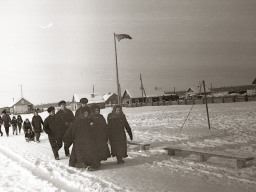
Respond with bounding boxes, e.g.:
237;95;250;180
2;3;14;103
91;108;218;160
18;85;23;98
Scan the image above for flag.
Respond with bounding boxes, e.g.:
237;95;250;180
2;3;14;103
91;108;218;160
115;34;132;41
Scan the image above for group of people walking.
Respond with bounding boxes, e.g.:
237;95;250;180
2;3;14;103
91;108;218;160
43;98;133;171
0;109;44;143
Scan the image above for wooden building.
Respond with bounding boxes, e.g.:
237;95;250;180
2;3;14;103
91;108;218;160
71;93;105;111
8;98;33;114
103;93;118;105
122;87;174;105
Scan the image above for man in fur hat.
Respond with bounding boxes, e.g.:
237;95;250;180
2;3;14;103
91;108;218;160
75;98;91;118
55;100;75;157
43;106;61;160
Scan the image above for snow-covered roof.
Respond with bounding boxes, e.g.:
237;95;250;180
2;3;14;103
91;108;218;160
103;93;116;101
8;98;33;108
72;93;105;104
122;87;171;99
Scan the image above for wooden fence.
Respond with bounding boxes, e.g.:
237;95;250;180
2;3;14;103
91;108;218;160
122;95;256;107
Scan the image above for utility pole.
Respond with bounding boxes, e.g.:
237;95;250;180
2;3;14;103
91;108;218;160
18;85;23;98
140;73;147;102
202;80;210;130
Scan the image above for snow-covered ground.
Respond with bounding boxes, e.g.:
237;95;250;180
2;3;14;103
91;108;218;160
0;102;256;192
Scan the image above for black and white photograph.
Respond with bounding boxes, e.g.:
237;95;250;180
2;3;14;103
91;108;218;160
0;0;256;191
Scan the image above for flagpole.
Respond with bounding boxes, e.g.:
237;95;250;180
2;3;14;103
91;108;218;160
114;33;121;104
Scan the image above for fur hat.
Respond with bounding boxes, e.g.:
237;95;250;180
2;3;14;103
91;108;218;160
58;100;66;106
80;98;88;104
47;106;55;113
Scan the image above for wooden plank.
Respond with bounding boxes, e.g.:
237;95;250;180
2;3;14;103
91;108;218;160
164;147;254;161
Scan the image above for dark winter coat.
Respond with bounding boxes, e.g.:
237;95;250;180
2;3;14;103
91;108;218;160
90;114;111;161
11;119;17;127
32;115;44;133
25;131;35;141
63;117;100;169
55;108;75;138
0;116;3;126
107;113;133;158
2;114;11;127
23;121;32;133
75;106;91;118
17;116;23;127
43;115;61;139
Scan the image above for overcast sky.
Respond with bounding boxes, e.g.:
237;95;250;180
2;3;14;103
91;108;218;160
0;0;256;106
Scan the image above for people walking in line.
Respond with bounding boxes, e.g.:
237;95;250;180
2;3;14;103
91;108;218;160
11;116;18;135
25;128;35;142
17;115;23;134
75;98;91;118
0;115;3;136
43;106;61;160
55;100;75;157
90;104;110;161
107;105;133;164
2;109;11;137
32;110;44;143
64;107;100;170
23;118;32;134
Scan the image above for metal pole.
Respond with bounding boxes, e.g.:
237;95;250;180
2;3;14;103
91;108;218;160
202;80;210;130
114;33;121;104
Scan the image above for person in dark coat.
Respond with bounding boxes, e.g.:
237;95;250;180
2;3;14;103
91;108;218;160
63;107;100;170
43;106;61;160
2;109;11;137
11;116;18;135
55;100;75;156
32;110;44;143
17;115;23;134
90;104;110;161
75;98;91;118
0;116;3;136
25;128;35;142
23;118;32;134
107;105;133;164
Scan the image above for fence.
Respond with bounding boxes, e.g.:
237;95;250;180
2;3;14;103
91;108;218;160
122;95;256;108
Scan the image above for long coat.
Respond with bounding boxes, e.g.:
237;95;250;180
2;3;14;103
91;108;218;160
2;114;11;128
23;121;32;133
17;117;23;127
43;115;60;139
63;117;100;169
90;114;110;161
55;109;74;139
107;113;133;158
32;115;44;133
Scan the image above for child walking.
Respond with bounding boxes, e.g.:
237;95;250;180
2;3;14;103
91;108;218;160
11;116;18;135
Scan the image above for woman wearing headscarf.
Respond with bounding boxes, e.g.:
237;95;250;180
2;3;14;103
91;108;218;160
2;109;11;137
63;107;100;171
107;105;133;164
90;104;110;161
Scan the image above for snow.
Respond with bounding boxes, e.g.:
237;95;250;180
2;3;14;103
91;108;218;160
0;102;256;191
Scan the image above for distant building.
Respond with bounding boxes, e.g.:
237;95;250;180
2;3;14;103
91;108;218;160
103;93;118;105
71;93;105;111
8;98;34;114
210;85;255;95
122;87;175;104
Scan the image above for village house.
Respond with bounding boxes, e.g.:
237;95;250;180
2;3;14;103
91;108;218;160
71;93;105;111
103;93;118;105
121;87;175;105
8;98;34;114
